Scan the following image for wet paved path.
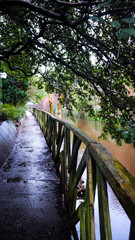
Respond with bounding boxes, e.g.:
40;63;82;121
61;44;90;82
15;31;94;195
0;112;70;240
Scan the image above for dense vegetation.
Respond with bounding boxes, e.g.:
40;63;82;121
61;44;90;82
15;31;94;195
0;104;27;122
0;1;135;145
0;73;29;105
0;72;28;122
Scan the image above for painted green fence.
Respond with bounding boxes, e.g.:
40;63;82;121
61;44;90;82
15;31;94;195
31;108;135;240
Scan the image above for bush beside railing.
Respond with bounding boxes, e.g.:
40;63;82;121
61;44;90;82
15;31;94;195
31;108;135;240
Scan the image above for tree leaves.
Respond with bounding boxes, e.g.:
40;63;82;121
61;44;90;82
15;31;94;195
0;1;135;146
0;73;29;105
111;21;121;30
122;122;135;145
90;17;105;23
122;18;135;24
117;28;135;40
98;0;112;7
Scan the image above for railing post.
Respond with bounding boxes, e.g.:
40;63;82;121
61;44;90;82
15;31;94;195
43;111;45;136
68;134;81;219
96;166;112;240
56;124;64;164
63;126;68;197
52;120;56;158
41;111;43;129
66;128;71;168
45;114;49;139
85;150;96;240
80;203;86;240
48;117;52;151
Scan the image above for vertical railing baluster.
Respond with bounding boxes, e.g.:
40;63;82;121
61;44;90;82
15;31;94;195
55;124;64;175
43;112;45;136
52;120;56;158
45;114;48;139
37;109;38;122
63;126;68;198
56;124;64;159
68;134;81;179
48;117;52;151
46;115;50;145
80;203;86;240
61;148;67;197
41;111;43;130
96;166;112;240
68;134;81;218
38;110;39;123
66;128;71;168
85;150;95;240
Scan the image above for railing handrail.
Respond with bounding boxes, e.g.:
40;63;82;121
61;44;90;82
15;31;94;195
35;109;106;144
31;107;135;240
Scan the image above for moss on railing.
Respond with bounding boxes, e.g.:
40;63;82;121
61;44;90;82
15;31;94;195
31;108;135;240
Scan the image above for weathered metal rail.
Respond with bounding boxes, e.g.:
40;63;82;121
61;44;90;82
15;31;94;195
31;108;135;240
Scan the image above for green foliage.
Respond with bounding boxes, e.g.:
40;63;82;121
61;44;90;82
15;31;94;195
30;88;47;103
116;121;135;146
0;79;2;101
0;1;135;146
117;28;135;40
0;73;29;105
28;75;47;103
111;21;121;30
0;104;27;121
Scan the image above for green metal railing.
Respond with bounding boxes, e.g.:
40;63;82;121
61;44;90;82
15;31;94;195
31;108;135;240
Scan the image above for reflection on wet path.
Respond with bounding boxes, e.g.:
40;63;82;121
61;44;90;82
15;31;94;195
0;111;70;240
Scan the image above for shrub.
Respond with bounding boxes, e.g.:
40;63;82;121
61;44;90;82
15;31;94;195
0;104;27;121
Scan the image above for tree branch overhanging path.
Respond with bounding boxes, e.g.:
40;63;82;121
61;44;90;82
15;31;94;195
0;0;135;146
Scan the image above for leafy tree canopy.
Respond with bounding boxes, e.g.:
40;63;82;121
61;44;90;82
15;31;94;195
0;0;135;145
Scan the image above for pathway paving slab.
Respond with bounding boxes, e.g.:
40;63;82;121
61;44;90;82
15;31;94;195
0;112;71;240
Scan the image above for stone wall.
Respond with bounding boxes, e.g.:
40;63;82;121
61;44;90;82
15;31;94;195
0;120;16;167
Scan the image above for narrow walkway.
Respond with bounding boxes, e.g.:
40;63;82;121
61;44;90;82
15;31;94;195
0;112;70;240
